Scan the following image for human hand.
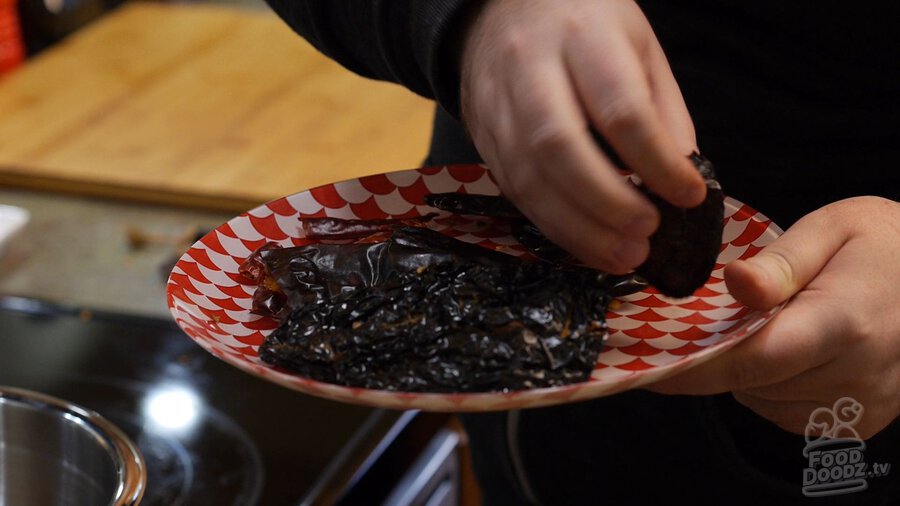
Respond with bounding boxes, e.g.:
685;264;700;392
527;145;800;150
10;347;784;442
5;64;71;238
458;0;706;273
648;197;900;439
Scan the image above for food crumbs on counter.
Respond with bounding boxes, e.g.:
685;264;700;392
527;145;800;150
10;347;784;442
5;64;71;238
126;225;200;251
79;308;93;321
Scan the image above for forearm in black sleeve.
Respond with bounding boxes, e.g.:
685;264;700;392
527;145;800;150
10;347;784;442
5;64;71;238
264;0;477;117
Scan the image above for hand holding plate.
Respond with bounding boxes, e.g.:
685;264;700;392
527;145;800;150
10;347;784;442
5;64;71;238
648;196;900;439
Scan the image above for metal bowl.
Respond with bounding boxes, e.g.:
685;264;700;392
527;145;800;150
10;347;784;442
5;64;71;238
0;386;146;505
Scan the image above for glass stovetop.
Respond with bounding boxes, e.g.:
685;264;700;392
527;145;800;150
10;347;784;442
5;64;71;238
0;298;377;505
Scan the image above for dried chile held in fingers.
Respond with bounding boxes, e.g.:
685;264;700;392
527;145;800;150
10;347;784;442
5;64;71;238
258;229;612;392
425;152;725;298
584;129;724;296
634;153;724;297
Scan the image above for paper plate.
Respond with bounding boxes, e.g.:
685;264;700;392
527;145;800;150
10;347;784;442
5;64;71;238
167;165;782;411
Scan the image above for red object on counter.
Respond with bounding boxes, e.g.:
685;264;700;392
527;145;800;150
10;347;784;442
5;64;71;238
0;0;24;74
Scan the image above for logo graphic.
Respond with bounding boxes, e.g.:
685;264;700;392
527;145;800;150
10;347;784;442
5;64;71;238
801;397;891;497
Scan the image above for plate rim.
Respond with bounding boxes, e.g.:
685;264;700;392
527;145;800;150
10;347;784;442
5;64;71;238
166;164;784;412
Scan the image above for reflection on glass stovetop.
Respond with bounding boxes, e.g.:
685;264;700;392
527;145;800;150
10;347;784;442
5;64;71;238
0;298;375;505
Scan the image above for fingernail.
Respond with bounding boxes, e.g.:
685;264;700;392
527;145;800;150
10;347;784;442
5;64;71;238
613;239;646;267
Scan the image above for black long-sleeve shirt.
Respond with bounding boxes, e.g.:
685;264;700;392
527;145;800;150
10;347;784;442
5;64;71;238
265;0;899;226
264;2;900;505
263;0;472;115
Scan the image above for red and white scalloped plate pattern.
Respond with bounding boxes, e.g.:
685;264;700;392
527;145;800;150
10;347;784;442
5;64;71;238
167;165;783;412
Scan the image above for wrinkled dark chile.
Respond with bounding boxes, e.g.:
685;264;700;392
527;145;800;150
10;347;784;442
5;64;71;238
245;154;723;393
250;227;613;392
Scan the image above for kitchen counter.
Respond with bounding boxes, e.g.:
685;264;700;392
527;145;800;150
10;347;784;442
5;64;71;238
0;0;435;318
0;187;232;318
0;1;434;212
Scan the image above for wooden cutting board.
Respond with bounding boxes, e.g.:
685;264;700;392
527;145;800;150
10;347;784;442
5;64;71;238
0;2;435;212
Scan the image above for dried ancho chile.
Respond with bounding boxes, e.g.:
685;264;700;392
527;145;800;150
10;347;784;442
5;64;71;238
257;228;613;392
586;136;725;297
243;154;723;393
635;153;724;297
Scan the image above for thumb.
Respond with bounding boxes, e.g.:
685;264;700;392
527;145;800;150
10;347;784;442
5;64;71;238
724;208;846;310
724;252;799;311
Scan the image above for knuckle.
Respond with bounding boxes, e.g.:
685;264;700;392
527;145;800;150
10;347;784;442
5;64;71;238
560;9;592;37
842;309;874;347
597;95;645;136
497;29;531;63
824;196;899;234
764;247;799;287
526;121;574;154
816;199;854;234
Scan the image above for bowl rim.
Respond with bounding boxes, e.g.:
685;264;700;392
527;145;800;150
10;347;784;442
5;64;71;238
0;386;146;506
